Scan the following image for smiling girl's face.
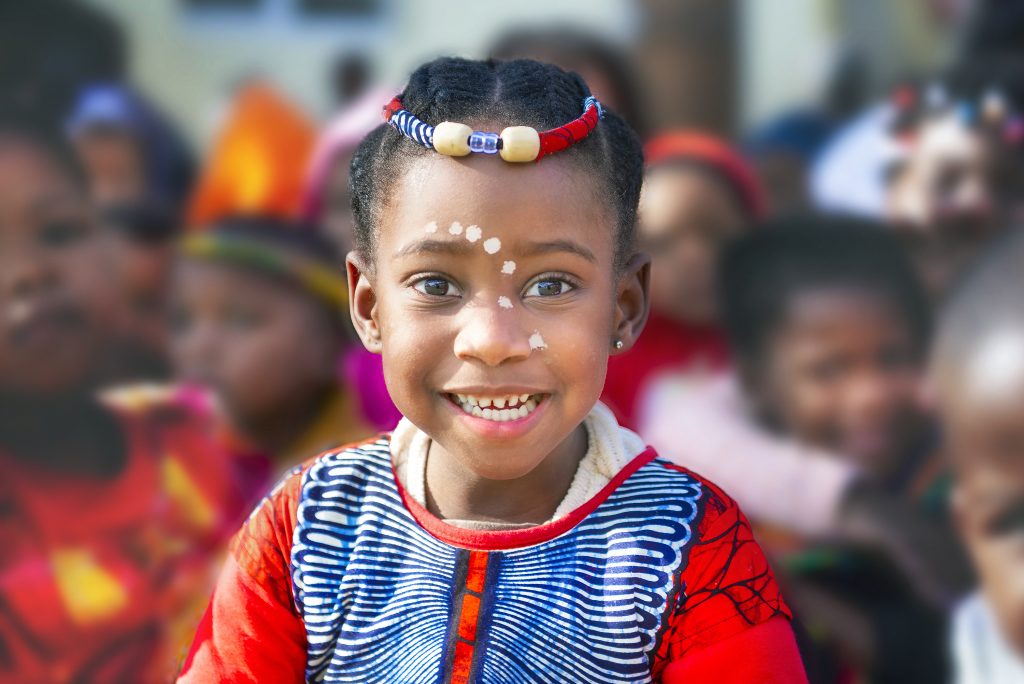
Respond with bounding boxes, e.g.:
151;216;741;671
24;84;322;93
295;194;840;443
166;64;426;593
349;150;647;481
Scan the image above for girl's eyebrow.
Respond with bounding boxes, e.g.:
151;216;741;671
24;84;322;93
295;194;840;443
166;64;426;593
516;239;596;263
392;237;596;263
392;238;475;259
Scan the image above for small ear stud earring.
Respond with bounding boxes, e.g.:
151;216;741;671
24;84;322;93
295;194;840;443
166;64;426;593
614;340;624;350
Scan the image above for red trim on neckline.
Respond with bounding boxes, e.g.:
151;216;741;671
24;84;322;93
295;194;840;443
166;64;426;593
392;447;658;551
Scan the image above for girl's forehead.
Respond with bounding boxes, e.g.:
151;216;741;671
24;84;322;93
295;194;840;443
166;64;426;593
380;153;614;252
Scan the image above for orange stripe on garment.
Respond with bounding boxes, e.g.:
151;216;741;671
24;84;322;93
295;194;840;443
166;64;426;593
450;550;489;684
465;549;489;593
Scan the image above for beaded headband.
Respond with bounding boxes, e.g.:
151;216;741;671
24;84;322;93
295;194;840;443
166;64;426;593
382;95;604;163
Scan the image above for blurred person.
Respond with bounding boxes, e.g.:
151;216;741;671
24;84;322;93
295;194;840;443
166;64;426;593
933;227;1024;683
489;26;649;138
0;107;242;683
328;52;373;110
300;86;402;432
66;84;196;382
0;0;125;123
171;82;387;496
178;57;806;683
883;59;1024;296
301;86;395;256
746;112;834;215
602;131;762;429
714;220;962;682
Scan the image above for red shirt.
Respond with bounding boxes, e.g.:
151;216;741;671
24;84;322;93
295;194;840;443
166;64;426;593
178;438;807;683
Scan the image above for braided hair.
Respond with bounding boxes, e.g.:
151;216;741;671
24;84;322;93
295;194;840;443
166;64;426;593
350;57;643;271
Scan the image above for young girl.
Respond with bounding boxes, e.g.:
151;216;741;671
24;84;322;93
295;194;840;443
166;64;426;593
0;109;241;682
178;58;805;683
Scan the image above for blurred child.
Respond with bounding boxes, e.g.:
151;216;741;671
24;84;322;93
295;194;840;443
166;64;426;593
301;87;392;256
177;58;806;683
884;60;1024;296
933;227;1024;683
299;88;404;434
171;82;389;496
0;109;240;682
66;84;196;382
719;219;962;682
171;220;373;482
601;131;762;429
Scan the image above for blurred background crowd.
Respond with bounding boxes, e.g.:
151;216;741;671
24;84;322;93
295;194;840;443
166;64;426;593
4;0;1024;682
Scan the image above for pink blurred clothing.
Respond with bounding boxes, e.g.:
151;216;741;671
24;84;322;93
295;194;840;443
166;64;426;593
639;373;857;537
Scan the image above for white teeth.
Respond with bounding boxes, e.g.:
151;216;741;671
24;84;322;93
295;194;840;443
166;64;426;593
453;393;542;422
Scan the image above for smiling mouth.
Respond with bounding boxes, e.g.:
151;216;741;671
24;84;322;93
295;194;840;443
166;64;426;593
447;392;545;422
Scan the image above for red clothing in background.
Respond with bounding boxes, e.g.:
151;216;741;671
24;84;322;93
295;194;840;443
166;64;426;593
0;388;244;683
602;312;730;430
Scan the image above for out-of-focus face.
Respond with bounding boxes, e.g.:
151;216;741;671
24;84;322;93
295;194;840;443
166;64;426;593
106;230;176;360
753;288;926;479
169;259;340;433
941;332;1024;656
0;136;113;396
639;166;746;325
324;150;356;255
887;114;1008;296
348;151;647;481
73;128;146;208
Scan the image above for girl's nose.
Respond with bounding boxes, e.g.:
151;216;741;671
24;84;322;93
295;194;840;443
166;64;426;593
452;300;532;367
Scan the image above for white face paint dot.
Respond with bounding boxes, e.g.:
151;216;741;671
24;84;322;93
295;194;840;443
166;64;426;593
448;221;463;236
529;331;547;350
497;296;513;309
465;225;482;243
424;221;438;234
501;260;516;275
483;237;501;254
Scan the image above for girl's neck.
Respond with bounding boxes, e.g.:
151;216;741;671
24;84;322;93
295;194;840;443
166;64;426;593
0;389;126;477
424;423;588;525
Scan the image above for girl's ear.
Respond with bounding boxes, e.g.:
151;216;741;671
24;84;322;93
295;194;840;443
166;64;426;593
611;252;651;355
346;252;382;354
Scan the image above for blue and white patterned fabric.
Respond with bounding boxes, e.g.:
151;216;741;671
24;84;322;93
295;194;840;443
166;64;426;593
290;438;706;684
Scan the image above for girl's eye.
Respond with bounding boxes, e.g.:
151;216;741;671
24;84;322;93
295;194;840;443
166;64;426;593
525;278;575;297
413;277;462;298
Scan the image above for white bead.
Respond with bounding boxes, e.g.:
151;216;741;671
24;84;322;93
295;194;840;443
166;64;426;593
432;121;473;156
499;126;540;163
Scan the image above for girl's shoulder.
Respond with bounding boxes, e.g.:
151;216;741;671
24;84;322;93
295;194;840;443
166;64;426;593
227;433;393;605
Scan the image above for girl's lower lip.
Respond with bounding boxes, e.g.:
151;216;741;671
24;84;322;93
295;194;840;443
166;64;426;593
442;393;549;439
